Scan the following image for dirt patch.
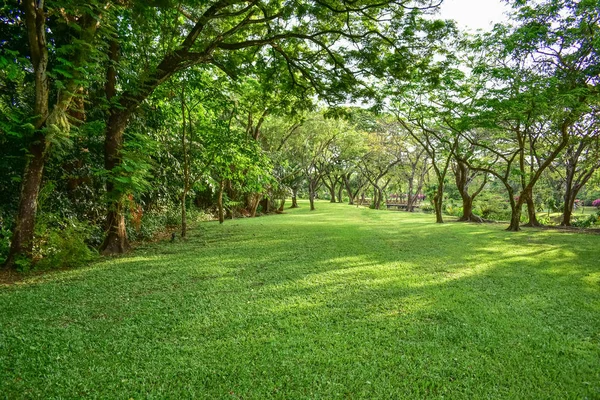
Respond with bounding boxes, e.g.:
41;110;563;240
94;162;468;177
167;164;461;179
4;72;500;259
0;268;26;286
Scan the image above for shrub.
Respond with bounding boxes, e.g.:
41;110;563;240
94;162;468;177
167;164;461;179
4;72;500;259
0;224;12;265
35;220;96;270
474;192;511;221
537;215;551;226
421;203;433;213
571;211;600;228
592;199;600;208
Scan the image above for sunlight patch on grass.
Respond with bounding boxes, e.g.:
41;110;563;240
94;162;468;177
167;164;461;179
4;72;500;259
1;201;599;399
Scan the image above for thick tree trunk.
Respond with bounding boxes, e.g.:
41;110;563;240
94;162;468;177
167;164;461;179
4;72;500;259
507;196;524;232
3;137;47;268
100;113;130;254
337;184;343;203
278;198;285;212
523;193;542;227
455;162;485;223
4;1;50;268
507;204;523;231
102;206;130;254
562;197;575;227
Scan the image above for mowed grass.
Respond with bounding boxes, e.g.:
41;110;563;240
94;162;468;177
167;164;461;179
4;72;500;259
1;201;599;399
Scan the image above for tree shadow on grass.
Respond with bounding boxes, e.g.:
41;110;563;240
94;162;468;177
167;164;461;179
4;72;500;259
1;203;599;398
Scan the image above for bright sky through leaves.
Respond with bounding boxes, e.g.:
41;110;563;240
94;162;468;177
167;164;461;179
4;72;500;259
438;0;510;31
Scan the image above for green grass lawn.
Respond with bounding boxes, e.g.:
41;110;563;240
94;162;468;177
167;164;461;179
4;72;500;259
1;201;599;399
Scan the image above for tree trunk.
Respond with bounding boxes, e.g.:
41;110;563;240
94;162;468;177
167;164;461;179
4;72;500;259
217;180;225;224
372;186;380;209
562;194;575;227
250;194;262;217
4;1;49;268
458;197;477;222
325;179;336;203
181;85;189;237
561;182;587;227
455;161;485;222
100;113;131;255
433;183;444;223
259;198;269;214
181;190;187;237
522;188;542;227
291;187;299;208
507;196;524;232
308;178;320;211
343;174;355;205
309;180;316;211
337;183;343;203
3;137;47;268
101;206;130;255
406;176;415;212
278;198;286;212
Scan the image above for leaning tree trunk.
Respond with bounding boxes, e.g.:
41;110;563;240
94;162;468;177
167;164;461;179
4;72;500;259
278;198;286;212
337;184;343;203
249;193;262;217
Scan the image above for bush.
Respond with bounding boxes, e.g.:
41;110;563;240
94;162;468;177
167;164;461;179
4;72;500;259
444;199;463;217
474;192;511;221
571;211;600;228
0;224;12;265
127;210;168;242
421;203;433;213
592;199;600;208
35;219;96;271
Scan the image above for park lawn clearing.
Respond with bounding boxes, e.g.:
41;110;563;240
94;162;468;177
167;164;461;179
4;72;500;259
1;201;599;399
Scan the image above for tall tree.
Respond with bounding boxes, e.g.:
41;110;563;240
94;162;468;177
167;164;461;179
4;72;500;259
3;1;103;268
